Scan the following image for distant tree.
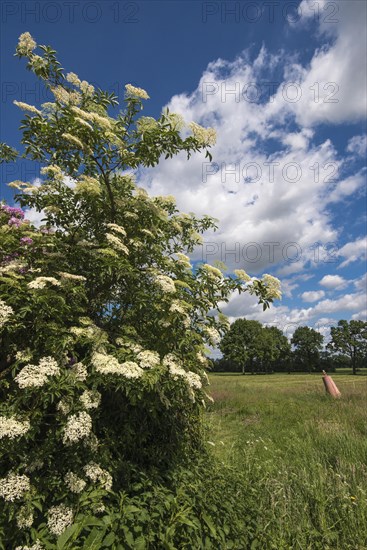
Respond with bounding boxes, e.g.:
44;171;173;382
257;326;291;373
220;319;263;374
327;320;367;375
291;326;324;373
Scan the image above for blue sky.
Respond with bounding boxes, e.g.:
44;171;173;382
1;0;366;340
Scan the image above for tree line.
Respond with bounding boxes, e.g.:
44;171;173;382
214;319;367;375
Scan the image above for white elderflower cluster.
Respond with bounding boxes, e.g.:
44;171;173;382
175;253;191;269
17;32;36;54
58;272;86;282
51;86;81;105
234;269;252;283
84;462;112;490
262;274;282;300
155;274;176;294
167;363;202;390
155;195;176;209
106;233;129;254
80;80;95;97
28;277;61;290
75;116;93;130
16;350;33;363
47;504;73;536
125;83;149;100
71;362;88;381
62;412;92;445
80;389;101;409
137;116;158;133
167;112;185;131
168;364;187;380
56;399;71;416
92;352;143;379
197;351;208;367
70;106;113;129
75;175;101;196
15;357;60;389
162;354;180;369
204;326;221;346
107;223;127;237
202;263;223;279
66;72;81;86
115;339;142;353
0;299;14;328
16;505;34;529
169;300;186;315
185;371;202;390
15;542;44;550
13;101;42;116
137;350;160;369
64;471;86;493
0;473;30;502
61;133;84;149
189;122;216;146
0;261;26;276
0;416;30;439
40;165;63;180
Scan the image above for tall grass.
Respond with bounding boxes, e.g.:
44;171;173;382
206;373;367;549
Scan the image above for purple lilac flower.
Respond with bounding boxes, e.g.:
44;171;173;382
8;217;23;227
20;237;33;246
0;204;25;219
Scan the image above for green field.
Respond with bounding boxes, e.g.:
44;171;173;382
206;373;367;550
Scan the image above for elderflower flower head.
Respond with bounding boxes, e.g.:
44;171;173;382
62;133;85;149
106;233;129;254
234;269;252;283
17;32;36;55
262;274;282;300
0;473;30;502
204;326;221;346
58;272;86;282
125;83;149;100
137;116;158;133
84;462;113;490
0;299;14;328
71;362;88;381
0;416;30;439
16;506;34;529
75;175;101;196
185;371;202;390
66;72;81;87
64;471;86;494
28;277;60;290
62;411;92;445
137;350;160;369
13;101;42;116
15;357;60;389
80;389;101;409
176;253;191;269
47;504;73;536
107;223;126;237
202;263;223;279
189;122;216;146
155;274;176;294
40;164;63;180
167;112;185;131
92;352;143;379
15;543;44;550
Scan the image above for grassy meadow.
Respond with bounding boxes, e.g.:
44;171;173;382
206;372;367;550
